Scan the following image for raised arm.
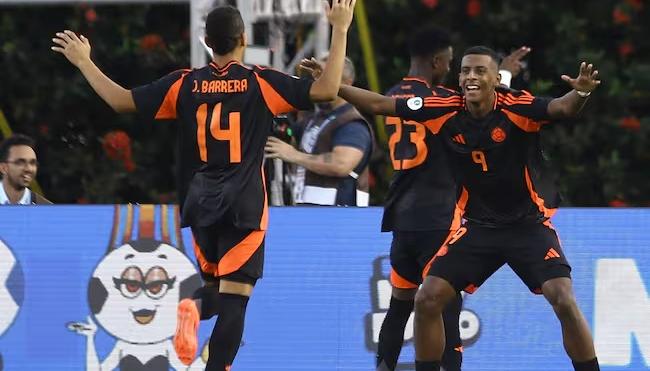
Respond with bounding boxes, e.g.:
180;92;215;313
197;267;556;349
309;0;357;102
338;85;397;116
547;62;600;119
499;46;531;87
52;30;136;113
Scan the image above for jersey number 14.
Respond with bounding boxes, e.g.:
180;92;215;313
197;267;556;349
196;103;241;163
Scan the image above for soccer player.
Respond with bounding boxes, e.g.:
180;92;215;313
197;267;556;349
335;46;601;371
373;26;462;371
52;1;356;369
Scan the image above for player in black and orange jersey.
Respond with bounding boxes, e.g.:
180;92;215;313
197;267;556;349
52;2;356;369
298;29;531;371
375;28;529;371
375;26;462;371
335;46;601;371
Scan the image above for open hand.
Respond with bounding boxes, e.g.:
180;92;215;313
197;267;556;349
324;0;357;32
299;57;325;79
500;46;531;77
561;62;601;94
51;30;92;68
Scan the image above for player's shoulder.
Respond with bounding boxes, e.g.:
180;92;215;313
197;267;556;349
251;64;299;79
496;85;538;106
386;78;431;98
431;85;461;98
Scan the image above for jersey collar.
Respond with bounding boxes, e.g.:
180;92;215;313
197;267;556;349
402;76;431;88
463;91;499;112
209;60;240;73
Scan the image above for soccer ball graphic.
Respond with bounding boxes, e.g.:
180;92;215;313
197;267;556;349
87;239;201;344
0;239;24;337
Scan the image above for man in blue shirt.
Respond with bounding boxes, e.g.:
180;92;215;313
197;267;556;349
265;57;373;206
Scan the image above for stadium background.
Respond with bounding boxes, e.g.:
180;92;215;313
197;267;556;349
0;0;648;205
0;1;649;370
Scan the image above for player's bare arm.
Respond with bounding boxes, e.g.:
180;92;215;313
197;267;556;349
547;61;600;118
265;137;363;177
299;57;397;115
338;85;397;116
51;30;136;113
309;0;357;102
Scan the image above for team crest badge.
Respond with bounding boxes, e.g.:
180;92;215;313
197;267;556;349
491;127;506;143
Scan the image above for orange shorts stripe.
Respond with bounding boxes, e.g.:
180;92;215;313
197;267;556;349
193;239;218;276
390;268;418;289
421;230;456;279
193;230;266;277
218;230;265;276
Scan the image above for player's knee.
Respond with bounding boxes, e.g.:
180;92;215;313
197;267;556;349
545;286;579;318
414;286;447;316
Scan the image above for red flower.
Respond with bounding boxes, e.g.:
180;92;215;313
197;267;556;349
625;0;644;11
421;0;439;9
140;34;166;51
613;7;632;24
103;130;135;172
466;0;481;18
124;158;136;173
620;116;641;131
85;8;97;23
618;42;634;58
77;197;89;204
608;199;629;207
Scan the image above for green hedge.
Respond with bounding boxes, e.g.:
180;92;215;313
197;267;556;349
0;0;647;205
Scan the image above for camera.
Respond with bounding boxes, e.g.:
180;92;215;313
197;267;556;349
272;115;293;144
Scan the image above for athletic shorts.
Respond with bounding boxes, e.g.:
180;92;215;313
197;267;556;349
390;230;454;289
425;222;571;294
191;222;265;285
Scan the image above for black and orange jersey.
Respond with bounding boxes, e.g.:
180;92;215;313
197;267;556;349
395;86;559;227
382;78;461;232
132;61;314;229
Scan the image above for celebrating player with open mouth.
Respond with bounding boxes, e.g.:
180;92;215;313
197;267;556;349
334;45;601;371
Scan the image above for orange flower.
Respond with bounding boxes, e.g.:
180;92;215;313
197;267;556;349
85;8;97;23
466;0;481;18
608;199;629;207
103;130;136;172
619;116;641;130
618;42;634;57
140;34;166;51
613;7;632;24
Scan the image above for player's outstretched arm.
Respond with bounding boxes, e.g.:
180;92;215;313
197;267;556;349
52;30;136;113
309;0;356;102
547;61;600;118
339;85;397;116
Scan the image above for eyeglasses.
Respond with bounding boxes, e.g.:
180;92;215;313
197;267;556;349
3;159;39;167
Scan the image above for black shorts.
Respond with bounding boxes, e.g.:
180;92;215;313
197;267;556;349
191;222;265;285
390;230;454;289
426;222;571;294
